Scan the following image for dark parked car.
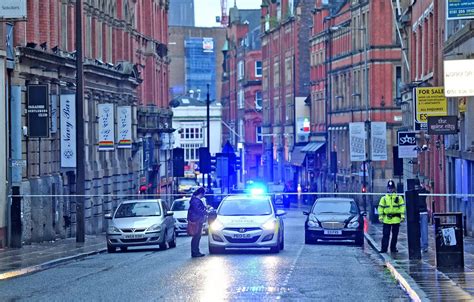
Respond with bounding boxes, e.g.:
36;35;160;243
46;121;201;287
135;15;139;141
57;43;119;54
304;197;365;246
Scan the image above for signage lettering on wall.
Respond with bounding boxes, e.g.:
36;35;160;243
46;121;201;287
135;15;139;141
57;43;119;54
117;106;132;149
447;0;474;20
0;0;27;20
27;84;50;138
98;103;115;151
444;59;474;97
427;116;459;135
60;94;76;168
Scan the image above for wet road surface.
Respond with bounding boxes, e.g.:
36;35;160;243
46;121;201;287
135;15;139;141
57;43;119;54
0;208;408;301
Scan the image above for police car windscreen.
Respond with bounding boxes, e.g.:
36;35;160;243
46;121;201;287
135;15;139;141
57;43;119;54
218;199;272;216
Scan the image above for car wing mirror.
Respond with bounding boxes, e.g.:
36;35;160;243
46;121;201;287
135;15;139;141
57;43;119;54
166;211;174;217
276;210;286;216
303;211;309;215
105;213;112;219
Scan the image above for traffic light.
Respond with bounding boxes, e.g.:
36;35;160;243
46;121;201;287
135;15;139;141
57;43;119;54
173;147;185;177
361;185;367;193
199;147;211;173
235;156;242;171
210;155;217;173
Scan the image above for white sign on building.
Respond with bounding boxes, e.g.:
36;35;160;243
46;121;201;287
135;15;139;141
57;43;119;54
444;59;474;97
349;122;366;162
117;106;132;149
371;122;387;161
60;94;76;168
398;131;417;158
0;0;27;20
98;103;115;151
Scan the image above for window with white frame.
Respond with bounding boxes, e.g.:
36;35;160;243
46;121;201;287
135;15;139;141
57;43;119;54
181;143;201;161
179;123;204;161
238;89;245;109
255;91;262;110
256;126;263;143
255;61;262;77
238;60;245;80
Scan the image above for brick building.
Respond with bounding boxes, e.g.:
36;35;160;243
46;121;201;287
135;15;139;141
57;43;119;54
310;1;403;207
1;0;171;246
221;6;263;184
260;0;313;187
396;1;448;215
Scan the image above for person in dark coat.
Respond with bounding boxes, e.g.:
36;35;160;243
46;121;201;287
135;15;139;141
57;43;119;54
187;187;207;258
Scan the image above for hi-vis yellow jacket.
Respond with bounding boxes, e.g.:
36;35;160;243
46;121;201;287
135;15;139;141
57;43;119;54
378;193;405;224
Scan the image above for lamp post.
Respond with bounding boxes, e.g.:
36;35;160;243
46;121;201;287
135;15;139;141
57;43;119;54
75;0;85;242
206;84;211;189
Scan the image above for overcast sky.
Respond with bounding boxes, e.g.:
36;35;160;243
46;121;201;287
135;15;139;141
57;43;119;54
194;0;261;27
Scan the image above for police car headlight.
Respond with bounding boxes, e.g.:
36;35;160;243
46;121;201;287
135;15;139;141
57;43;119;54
262;219;276;231
210;219;224;232
348;219;359;229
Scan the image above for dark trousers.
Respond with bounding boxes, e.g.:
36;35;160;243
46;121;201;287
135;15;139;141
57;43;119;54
191;223;203;256
381;223;400;252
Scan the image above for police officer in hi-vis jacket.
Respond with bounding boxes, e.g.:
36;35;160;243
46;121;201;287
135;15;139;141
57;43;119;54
378;180;406;253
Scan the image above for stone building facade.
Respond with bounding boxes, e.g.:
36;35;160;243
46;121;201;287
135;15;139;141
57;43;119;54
1;0;171;246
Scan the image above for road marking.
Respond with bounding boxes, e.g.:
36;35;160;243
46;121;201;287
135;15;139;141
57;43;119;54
275;244;304;299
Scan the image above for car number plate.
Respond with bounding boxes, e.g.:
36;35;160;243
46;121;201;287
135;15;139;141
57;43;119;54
232;233;251;239
324;230;342;235
123;234;144;239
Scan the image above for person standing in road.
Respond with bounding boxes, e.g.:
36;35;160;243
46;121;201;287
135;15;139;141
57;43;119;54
187;187;207;258
378;180;406;253
417;184;430;253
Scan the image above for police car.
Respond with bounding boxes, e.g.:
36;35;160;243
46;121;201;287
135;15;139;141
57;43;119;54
208;187;286;254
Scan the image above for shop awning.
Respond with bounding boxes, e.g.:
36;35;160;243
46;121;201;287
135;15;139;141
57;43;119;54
290;146;306;166
301;142;325;153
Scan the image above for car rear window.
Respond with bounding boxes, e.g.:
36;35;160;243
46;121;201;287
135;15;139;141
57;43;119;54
115;202;161;218
171;199;190;211
312;200;358;214
218;198;272;216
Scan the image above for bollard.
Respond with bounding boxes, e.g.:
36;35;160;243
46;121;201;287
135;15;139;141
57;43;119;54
405;190;421;260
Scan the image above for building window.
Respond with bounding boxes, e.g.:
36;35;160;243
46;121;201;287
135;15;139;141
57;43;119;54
238;60;245;80
181;126;203;140
180;143;201;161
238;89;245;109
256;126;263;143
255;61;262;77
395;66;402;102
60;4;68;50
255;91;262;110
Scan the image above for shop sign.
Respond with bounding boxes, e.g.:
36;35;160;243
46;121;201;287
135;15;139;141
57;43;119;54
98;103;115;151
427;116;458;135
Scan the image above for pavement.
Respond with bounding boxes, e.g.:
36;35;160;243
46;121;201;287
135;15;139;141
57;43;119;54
1;210;474;302
366;220;474;301
0;234;106;280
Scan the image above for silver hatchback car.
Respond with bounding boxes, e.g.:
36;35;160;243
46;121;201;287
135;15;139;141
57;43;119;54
105;199;176;252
